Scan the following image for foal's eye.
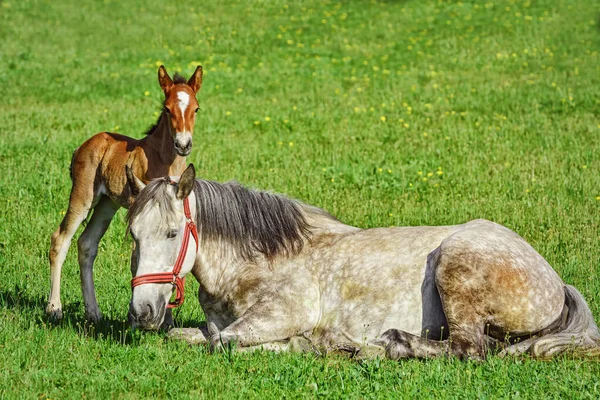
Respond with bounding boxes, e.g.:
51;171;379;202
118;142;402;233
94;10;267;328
167;229;178;239
195;107;200;113
164;107;171;114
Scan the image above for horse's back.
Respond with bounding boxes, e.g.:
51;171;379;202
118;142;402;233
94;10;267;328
434;219;565;336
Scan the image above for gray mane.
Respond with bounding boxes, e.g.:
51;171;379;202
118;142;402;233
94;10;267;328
127;178;313;260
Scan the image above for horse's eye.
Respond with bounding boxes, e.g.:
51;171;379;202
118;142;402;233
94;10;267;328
195;107;200;113
164;107;171;114
167;229;178;239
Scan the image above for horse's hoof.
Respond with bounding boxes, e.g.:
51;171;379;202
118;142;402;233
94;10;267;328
168;328;208;344
355;345;387;360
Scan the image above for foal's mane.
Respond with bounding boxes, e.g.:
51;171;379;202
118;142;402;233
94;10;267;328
143;73;189;136
127;178;314;260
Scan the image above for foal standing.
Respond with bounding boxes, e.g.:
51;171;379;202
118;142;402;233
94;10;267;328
47;65;203;322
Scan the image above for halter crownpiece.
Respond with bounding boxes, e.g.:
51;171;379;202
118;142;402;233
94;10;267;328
130;195;198;308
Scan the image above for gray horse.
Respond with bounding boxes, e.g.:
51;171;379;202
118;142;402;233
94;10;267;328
125;164;600;359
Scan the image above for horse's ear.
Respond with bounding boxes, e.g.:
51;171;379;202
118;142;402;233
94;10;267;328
187;66;203;93
126;165;146;196
176;164;196;200
158;65;173;93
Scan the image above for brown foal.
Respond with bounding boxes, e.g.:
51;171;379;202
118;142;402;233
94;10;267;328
47;65;203;322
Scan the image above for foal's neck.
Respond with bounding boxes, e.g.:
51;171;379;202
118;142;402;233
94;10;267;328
144;112;186;175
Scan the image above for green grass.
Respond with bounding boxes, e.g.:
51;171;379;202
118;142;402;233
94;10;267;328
1;0;600;397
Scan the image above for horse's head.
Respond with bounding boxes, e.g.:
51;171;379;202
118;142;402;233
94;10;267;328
126;164;198;330
158;65;203;157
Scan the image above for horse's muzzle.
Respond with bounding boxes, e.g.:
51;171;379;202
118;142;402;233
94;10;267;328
128;299;166;330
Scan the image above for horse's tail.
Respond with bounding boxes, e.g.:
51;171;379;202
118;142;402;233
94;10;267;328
509;285;600;358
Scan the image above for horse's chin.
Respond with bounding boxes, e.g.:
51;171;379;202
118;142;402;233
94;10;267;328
128;303;166;331
130;316;165;331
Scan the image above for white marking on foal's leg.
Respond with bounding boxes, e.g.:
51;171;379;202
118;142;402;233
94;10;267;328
177;91;190;123
48;210;89;318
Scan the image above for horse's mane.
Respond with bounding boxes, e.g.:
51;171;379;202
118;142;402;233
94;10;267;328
143;73;188;136
127;178;318;260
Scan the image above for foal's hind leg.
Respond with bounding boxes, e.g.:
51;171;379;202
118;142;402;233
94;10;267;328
78;196;120;322
48;177;95;319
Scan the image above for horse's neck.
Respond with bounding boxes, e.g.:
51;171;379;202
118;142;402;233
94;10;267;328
191;240;252;297
190;209;357;297
141;115;186;176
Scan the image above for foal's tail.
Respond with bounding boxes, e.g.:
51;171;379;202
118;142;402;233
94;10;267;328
503;285;600;358
68;148;77;182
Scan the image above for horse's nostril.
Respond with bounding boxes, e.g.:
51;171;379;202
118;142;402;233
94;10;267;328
131;302;153;321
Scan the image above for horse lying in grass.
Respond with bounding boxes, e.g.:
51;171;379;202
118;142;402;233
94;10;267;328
48;65;203;323
125;164;600;359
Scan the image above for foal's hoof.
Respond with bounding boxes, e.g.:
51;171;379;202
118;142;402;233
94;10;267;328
45;304;63;322
85;310;103;324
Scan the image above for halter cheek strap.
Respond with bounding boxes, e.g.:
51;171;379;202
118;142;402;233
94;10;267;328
130;196;198;308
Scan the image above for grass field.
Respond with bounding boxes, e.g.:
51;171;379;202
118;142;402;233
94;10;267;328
1;0;600;397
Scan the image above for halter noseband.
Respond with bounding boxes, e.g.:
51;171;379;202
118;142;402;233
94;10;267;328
130;179;198;309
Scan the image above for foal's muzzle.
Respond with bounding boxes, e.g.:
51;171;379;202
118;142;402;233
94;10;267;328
174;133;192;156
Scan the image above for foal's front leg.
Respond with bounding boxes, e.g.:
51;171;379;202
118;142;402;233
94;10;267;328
77;197;119;322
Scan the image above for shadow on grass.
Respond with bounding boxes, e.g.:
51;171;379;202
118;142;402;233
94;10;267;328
0;284;205;346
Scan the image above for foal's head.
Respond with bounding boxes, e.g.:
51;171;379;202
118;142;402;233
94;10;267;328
158;65;203;156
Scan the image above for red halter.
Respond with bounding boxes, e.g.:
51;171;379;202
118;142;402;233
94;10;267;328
130;196;198;309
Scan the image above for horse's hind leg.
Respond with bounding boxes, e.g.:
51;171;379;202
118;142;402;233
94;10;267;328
48;177;95;319
374;328;499;360
373;329;449;359
78;196;119;322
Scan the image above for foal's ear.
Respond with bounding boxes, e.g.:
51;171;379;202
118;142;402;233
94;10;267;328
187;66;203;93
158;65;174;93
126;165;146;196
176;164;196;200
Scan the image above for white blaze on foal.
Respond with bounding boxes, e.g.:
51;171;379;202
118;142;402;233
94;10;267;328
177;91;190;123
174;91;192;152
